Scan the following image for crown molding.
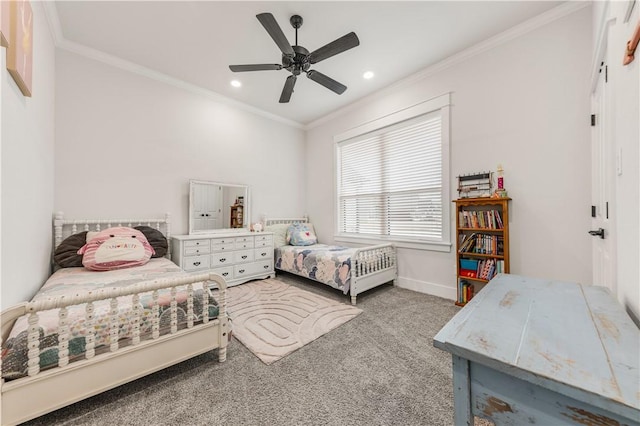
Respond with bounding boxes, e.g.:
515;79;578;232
40;2;304;130
305;1;590;130
42;1;64;46
41;1;588;132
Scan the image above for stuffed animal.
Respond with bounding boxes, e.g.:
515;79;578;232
78;227;155;271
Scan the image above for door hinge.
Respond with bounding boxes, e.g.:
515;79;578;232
591;114;596;126
605;65;608;83
591;205;596;217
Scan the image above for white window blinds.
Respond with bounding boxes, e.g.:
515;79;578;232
337;111;444;241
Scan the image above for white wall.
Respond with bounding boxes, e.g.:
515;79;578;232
598;1;640;321
306;7;593;299
1;2;56;309
55;50;306;236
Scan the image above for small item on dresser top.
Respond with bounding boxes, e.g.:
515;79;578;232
253;222;263;232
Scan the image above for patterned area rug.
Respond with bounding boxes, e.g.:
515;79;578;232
219;278;362;365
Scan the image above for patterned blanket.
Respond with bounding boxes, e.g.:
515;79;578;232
2;258;219;380
274;244;356;294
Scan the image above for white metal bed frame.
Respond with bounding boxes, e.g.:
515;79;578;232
265;217;397;304
0;213;229;425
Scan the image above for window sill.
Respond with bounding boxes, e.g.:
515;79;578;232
334;235;451;252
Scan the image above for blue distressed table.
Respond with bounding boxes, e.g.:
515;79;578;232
434;274;640;425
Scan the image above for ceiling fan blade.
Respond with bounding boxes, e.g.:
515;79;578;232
306;70;347;95
279;75;297;103
256;13;295;58
308;32;360;64
229;64;282;72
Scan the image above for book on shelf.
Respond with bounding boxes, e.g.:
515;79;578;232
458;280;475;304
458;234;504;255
458;209;504;229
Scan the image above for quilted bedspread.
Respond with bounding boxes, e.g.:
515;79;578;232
274;244;356;294
1;258;219;380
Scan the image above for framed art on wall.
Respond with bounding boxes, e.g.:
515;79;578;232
7;0;33;97
0;0;10;48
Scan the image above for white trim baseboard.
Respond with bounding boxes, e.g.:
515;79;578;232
395;276;457;301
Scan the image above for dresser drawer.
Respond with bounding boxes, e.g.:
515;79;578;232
212;265;233;280
210;237;235;245
234;249;254;263
234;236;254;249
211;242;235;252
255;239;273;248
184;246;211;256
182;255;211;271
235;260;273;277
211;252;232;268
184;239;210;249
254;247;272;260
255;234;273;244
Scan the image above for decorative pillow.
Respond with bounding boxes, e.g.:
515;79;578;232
264;223;290;248
78;227;155;271
287;223;318;246
53;231;88;268
134;226;168;258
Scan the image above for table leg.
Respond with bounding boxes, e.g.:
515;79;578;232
452;354;473;426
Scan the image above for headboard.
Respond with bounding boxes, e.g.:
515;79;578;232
264;216;309;226
53;212;172;257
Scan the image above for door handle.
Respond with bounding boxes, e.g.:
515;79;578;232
588;228;605;239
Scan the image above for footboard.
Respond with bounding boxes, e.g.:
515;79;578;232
1;272;228;425
350;244;397;305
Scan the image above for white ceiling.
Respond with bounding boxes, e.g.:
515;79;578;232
52;1;565;126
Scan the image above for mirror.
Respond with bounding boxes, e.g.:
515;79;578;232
189;180;250;234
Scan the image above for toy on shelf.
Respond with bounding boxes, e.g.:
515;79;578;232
492;164;508;198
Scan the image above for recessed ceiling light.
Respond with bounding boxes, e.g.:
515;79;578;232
231;80;242;88
363;71;374;80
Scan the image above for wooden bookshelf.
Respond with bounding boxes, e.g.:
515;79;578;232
454;197;511;306
230;204;243;228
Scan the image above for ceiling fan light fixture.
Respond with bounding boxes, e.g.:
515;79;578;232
230;80;242;88
363;71;375;80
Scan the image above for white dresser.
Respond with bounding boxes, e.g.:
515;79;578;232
171;231;274;286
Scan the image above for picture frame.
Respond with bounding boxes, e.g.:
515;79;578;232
7;0;33;97
0;0;10;48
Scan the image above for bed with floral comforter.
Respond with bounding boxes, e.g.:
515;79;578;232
274;244;357;294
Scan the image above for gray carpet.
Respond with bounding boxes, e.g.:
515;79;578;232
23;273;461;426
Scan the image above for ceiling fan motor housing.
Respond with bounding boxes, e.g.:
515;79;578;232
283;46;310;75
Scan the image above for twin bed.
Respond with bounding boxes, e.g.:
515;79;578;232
0;213;229;425
265;217;397;305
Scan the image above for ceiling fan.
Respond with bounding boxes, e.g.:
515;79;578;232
229;13;360;103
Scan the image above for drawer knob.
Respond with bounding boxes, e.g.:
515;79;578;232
260;252;267;257
193;261;201;266
222;272;229;277
241;255;248;259
263;265;269;269
239;269;245;274
220;258;226;263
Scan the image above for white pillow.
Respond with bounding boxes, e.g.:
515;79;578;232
264;224;289;248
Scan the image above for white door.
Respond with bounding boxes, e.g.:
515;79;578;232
590;53;616;294
203;184;222;229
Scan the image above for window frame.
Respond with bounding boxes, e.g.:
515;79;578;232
333;93;451;252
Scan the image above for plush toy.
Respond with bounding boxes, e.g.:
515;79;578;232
78;227;155;271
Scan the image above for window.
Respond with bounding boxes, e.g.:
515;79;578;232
335;94;451;251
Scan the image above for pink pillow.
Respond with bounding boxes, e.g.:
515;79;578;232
77;227;155;271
